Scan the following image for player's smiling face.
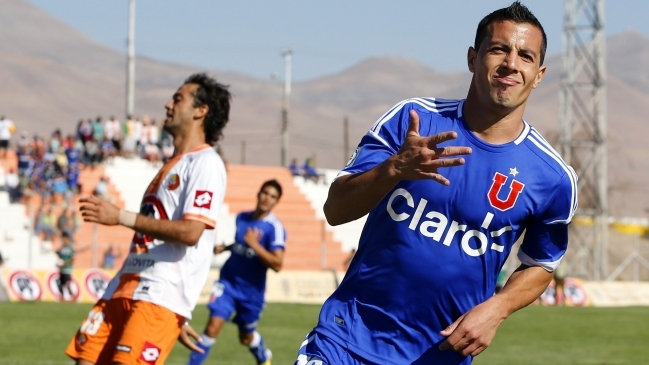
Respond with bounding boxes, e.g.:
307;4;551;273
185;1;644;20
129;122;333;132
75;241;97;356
163;83;201;134
468;20;546;110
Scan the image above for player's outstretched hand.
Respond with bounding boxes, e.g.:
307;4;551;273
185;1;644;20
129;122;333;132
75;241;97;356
391;109;472;185
438;297;507;357
79;195;120;226
178;323;205;354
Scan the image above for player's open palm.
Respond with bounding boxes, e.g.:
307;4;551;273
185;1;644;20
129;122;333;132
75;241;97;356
392;109;472;185
79;195;120;226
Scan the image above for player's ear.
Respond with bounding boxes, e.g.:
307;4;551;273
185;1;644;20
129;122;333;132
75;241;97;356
194;104;208;120
532;65;547;89
467;47;477;73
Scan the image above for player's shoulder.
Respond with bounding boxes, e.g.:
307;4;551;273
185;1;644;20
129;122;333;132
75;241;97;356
406;97;462;113
369;97;463;133
521;125;577;184
183;144;224;168
262;212;285;229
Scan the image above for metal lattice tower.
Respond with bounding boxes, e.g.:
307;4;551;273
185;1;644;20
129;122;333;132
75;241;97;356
558;0;608;280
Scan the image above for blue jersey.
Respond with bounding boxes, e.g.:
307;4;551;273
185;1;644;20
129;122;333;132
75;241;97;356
314;98;577;365
219;211;286;301
65;147;80;167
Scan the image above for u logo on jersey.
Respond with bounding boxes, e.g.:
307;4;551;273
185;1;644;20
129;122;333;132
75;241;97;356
487;172;525;211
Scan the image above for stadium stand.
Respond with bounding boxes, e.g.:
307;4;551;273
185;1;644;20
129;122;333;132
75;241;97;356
0;146;360;272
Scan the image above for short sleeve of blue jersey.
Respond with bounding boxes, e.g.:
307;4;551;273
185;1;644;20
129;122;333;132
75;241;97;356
267;225;286;252
518;172;576;271
341;101;414;175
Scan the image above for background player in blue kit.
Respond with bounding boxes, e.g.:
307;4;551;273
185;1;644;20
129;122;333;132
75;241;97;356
186;179;286;365
295;2;577;365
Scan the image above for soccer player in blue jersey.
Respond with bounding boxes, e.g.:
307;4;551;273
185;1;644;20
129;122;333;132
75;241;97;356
295;2;577;364
186;179;286;365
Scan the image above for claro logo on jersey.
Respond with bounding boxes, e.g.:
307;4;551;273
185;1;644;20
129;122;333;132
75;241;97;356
487;172;525;211
386;188;513;257
194;190;213;208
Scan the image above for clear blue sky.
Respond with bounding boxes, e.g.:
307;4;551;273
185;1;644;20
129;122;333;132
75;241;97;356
29;0;649;81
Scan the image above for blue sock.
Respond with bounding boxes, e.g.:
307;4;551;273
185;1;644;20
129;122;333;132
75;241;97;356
187;333;215;365
248;331;269;363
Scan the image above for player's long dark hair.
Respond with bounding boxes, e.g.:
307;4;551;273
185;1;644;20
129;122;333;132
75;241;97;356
185;73;231;145
474;1;548;65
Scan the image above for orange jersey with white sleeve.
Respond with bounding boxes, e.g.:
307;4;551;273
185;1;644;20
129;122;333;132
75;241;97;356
102;144;226;319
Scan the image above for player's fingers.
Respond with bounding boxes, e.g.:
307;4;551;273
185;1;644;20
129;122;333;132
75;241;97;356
186;326;201;341
470;344;488;357
418;172;451;186
406;110;420;137
180;333;204;354
78;196;92;203
434;146;472;157
79;205;98;212
440;315;463;339
425;131;458;147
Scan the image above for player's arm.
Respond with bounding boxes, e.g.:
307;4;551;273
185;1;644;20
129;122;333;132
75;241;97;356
79;195;205;246
439;264;553;357
243;227;284;272
324;109;471;225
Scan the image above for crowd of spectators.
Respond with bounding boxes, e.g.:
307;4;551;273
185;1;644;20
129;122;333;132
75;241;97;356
2;114;175;246
289;157;327;184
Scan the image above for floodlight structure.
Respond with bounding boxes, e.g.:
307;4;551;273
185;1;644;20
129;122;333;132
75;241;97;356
558;0;608;280
126;0;136;119
280;49;293;167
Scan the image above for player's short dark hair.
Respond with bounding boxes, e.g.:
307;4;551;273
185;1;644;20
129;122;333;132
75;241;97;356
184;73;231;145
474;1;547;65
260;179;283;199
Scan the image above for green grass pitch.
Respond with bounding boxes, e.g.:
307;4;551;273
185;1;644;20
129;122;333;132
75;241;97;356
0;302;647;364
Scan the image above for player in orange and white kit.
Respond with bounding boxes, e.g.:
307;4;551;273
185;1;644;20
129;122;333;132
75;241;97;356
65;73;231;365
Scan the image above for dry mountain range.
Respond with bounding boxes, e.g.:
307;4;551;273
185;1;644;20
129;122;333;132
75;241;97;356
1;0;648;217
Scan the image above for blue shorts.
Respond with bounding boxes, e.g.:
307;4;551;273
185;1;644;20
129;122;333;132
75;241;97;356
206;280;264;333
294;331;378;365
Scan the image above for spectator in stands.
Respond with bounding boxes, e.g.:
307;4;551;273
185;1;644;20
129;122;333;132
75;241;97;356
101;244;120;270
302;157;326;184
104;115;122;154
54;146;69;175
56;232;75;301
83;138;101;169
16;144;31;179
100;136;116;163
289;158;301;176
144;143;161;165
0;115;16;159
57;207;79;238
161;138;174;162
495;267;508;294
78;118;93;146
66;165;80;196
149;119;160;146
0;250;4;267
92;116;104;143
5;167;21;203
93;176;110;200
17;130;29;150
49;129;62;154
553;260;569;306
139;115;151;157
51;173;69;206
35;206;57;242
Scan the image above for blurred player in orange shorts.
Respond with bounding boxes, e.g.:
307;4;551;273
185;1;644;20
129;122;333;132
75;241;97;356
65;73;231;365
